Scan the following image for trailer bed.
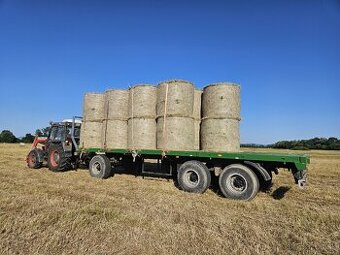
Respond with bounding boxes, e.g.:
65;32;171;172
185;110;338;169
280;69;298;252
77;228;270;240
81;148;309;171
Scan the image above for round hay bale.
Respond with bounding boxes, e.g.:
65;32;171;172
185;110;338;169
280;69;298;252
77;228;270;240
156;80;194;118
105;89;129;120
129;85;157;118
80;121;103;149
193;89;202;120
83;93;105;121
202;83;240;119
200;118;240;152
193;119;201;150
128;118;156;149
156;117;195;151
104;119;128;149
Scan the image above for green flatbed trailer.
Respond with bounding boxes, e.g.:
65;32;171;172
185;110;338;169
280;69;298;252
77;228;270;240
79;147;309;201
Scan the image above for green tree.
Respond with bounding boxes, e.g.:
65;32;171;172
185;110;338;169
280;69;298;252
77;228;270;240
272;137;340;150
21;133;35;143
0;130;17;143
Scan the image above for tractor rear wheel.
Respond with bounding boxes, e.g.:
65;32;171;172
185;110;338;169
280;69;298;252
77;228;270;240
27;149;43;169
47;144;70;172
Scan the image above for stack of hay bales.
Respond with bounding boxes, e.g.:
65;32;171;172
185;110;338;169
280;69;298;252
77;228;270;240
80;80;241;152
128;85;157;149
103;89;129;149
80;93;105;148
201;83;241;152
156;80;195;151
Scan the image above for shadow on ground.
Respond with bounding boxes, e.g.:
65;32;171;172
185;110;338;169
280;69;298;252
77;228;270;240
271;186;291;200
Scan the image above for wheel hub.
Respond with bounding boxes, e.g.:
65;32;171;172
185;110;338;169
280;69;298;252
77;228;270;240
30;153;36;164
53;152;60;163
92;162;102;174
184;170;200;187
50;150;60;167
227;174;247;193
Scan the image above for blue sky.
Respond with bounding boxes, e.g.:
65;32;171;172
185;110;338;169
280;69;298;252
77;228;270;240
0;0;339;144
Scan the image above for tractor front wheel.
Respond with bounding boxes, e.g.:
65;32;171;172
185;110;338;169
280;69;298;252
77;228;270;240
27;149;43;169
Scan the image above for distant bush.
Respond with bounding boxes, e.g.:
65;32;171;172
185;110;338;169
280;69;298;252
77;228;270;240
271;137;340;150
0;130;18;143
0;130;35;144
21;133;35;143
242;137;340;150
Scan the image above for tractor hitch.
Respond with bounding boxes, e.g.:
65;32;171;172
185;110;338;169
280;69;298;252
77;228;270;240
294;169;308;189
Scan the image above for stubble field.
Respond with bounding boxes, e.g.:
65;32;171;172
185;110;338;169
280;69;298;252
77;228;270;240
0;143;339;255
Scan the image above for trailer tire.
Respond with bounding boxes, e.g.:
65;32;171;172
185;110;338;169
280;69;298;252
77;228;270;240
177;160;211;194
27;149;43;169
47;144;70;172
89;155;112;179
219;164;259;201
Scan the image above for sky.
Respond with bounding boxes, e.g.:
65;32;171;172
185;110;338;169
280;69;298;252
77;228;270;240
0;0;339;144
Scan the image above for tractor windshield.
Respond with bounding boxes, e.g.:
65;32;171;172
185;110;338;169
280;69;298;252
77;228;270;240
49;125;66;142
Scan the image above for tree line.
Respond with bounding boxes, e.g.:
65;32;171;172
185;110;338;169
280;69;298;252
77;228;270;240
242;137;340;150
0;128;50;144
1;129;339;150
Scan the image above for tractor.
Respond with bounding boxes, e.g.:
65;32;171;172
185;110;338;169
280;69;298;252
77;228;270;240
26;117;82;171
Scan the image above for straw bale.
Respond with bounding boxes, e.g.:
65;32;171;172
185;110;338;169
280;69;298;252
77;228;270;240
156;80;194;118
128;118;156;149
83;93;105;121
200;118;240;152
105;90;129;120
80;121;103;149
156;116;195;151
129;85;157;118
202;83;240;119
104;119;128;149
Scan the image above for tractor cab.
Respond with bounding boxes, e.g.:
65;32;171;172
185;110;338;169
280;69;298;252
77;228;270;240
27;117;82;171
48;118;82;150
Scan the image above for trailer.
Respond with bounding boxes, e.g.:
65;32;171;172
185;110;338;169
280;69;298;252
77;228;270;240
27;117;309;201
79;147;309;201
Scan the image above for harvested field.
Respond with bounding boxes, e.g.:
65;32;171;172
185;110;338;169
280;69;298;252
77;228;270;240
0;143;339;255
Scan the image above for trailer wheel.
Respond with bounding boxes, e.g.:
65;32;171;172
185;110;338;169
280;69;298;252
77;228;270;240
27;149;43;169
177;160;211;194
47;144;70;172
219;164;259;201
89;155;112;179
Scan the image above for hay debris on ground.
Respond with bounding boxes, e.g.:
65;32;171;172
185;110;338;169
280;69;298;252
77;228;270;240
0;144;339;254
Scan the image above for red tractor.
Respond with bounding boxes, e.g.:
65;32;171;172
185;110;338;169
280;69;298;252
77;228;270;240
26;117;82;171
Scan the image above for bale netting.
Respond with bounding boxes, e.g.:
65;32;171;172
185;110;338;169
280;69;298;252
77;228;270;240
128;118;156;149
193;89;202;120
83;93;105;121
156;80;194;118
103;119;128;149
202;83;240;119
200;118;240;152
194;119;201;150
129;85;157;118
80;121;103;149
156;117;195;151
105;89;129;120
